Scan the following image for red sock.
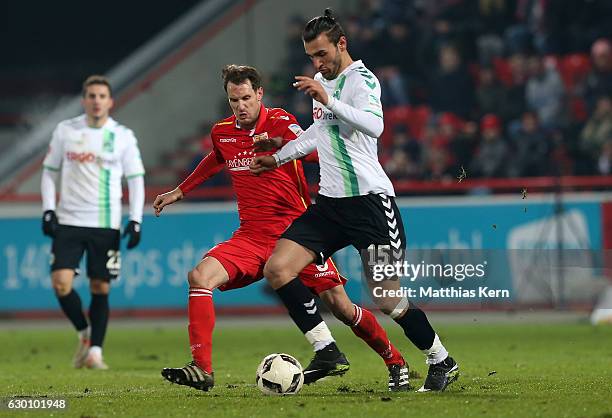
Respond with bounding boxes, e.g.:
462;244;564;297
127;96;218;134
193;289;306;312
350;305;404;366
188;287;215;373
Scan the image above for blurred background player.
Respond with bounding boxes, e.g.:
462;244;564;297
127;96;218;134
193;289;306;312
154;65;410;392
250;9;458;392
41;75;145;369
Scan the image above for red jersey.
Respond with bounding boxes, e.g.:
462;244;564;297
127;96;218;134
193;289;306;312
179;105;312;232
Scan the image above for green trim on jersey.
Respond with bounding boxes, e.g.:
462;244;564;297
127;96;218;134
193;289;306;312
333;74;347;100
365;109;383;118
327;125;360;196
103;130;115;153
126;172;145;179
43;165;60;172
99;168;111;228
356;67;377;89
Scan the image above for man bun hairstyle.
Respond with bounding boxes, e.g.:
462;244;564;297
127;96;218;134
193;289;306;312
222;64;262;92
82;75;112;97
302;8;346;44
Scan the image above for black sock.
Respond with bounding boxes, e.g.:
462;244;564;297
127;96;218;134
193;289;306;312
394;306;436;350
275;278;325;335
57;289;88;331
89;293;109;348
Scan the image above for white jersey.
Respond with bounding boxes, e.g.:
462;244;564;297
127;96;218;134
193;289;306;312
42;115;145;229
277;60;394;197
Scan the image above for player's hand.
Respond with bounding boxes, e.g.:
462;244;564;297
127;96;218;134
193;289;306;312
293;76;329;105
250;155;278;175
253;136;283;152
153;188;183;217
123;220;141;249
42;210;58;238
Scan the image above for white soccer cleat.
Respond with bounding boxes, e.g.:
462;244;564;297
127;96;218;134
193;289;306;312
72;337;91;369
84;350;109;370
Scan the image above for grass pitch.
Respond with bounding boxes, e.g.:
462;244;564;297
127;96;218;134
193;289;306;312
1;318;611;418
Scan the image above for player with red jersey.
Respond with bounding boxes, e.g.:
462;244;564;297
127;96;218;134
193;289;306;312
154;65;410;392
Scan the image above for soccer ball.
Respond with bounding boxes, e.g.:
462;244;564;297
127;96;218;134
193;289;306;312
256;353;304;396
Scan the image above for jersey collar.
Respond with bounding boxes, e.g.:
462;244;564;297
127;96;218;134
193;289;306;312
234;103;268;136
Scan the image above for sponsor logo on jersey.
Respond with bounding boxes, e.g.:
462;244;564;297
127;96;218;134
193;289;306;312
288;124;303;136
66;151;96;163
313;106;337;121
227;150;255;171
219;137;238;143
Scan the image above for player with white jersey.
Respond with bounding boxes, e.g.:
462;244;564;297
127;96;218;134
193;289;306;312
250;9;459;392
41;75;145;370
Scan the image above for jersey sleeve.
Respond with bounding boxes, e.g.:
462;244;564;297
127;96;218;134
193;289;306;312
275;113;318;162
324;71;384;138
42;125;64;172
178;144;225;195
122;131;146;178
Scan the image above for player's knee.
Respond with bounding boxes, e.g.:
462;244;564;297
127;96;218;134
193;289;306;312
51;279;71;297
90;280;109;295
263;258;291;286
188;268;211;289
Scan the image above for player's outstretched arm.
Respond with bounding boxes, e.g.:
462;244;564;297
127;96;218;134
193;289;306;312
294;75;384;138
153;188;183;217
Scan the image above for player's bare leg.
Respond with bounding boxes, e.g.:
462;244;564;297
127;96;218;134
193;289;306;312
361;254;459;392
264;239;350;384
161;256;228;391
51;269;90;368
83;279;110;370
319;285;410;391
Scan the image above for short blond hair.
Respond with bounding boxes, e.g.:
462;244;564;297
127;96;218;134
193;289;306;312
82;75;112;97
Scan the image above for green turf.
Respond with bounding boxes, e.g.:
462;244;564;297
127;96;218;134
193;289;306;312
0;320;611;418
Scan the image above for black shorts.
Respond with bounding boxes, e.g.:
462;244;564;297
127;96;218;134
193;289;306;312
51;225;121;280
282;193;407;264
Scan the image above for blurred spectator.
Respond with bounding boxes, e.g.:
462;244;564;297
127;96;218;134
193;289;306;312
597;139;612;175
429;44;475;118
285;16;308;76
389;124;422;164
470;114;508;177
525;54;565;128
385;149;422;180
449;120;479;174
503;53;529;122
584;39;612;113
476;66;506;117
507;111;549;177
580;96;612;163
373;19;414;106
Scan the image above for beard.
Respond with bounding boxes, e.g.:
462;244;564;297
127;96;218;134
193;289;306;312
322;48;342;80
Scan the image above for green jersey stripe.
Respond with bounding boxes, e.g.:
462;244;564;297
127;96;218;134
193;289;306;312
99;168;111;228
327;125;360;196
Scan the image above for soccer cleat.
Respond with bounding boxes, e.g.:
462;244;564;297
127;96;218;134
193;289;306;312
84;351;109;370
418;356;459;392
303;351;350;385
388;361;411;392
72;336;91;369
161;361;214;392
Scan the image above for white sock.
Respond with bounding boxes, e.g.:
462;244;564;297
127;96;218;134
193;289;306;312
88;345;102;357
78;326;91;340
304;321;335;351
422;334;448;365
